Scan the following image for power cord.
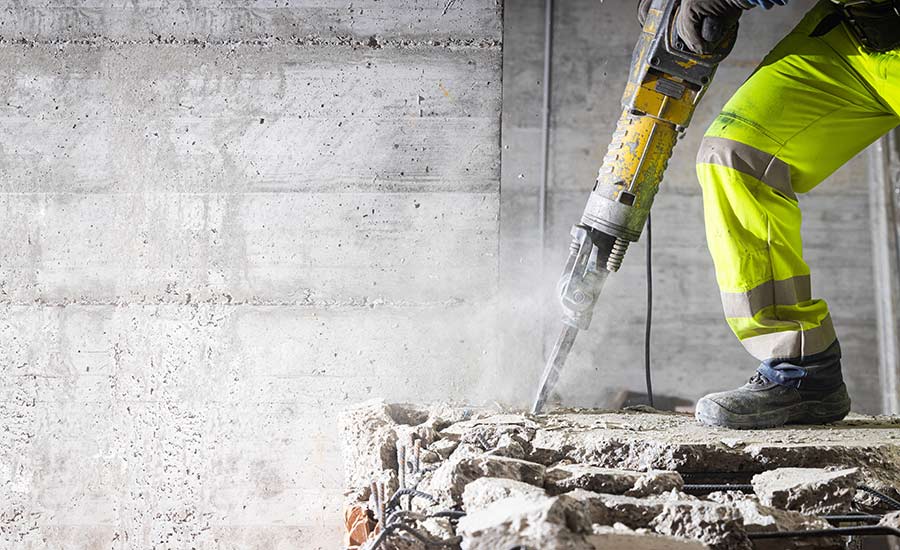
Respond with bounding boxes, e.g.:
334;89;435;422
645;213;655;408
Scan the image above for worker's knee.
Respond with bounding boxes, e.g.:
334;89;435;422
695;135;734;176
695;134;797;202
694;135;735;193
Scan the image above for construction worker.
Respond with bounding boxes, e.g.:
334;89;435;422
664;0;900;428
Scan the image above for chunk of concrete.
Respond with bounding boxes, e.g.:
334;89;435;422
482;432;530;459
707;491;841;549
751;467;860;515
544;464;683;497
527;410;900;492
651;501;752;550
457;494;593;550
880;510;900;530
587;525;712;549
339;400;400;489
426;438;459;461
426;454;546;504
566;489;666;528
462;477;547;512
439;415;538;461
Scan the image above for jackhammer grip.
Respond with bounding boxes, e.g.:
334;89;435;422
701;16;732;47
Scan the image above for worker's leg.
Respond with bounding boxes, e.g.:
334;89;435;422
695;2;900;428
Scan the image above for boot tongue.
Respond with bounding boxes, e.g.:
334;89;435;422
756;363;807;388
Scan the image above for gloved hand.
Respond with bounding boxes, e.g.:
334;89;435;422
675;0;754;54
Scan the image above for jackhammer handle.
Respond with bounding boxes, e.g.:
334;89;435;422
701;16;731;46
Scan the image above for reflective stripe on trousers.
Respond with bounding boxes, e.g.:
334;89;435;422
696;1;900;361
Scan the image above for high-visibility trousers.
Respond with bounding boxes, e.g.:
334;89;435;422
697;1;900;362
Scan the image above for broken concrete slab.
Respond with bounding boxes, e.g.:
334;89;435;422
457;494;593;550
706;491;841;549
341;405;900;548
339;400;403;489
527;410;900;490
651;500;752;550
339;400;494;490
750;467;860;515
588;525;712;549
462;477;547;512
544;464;683;497
566;489;667;528
423;454;546;504
440;414;540;441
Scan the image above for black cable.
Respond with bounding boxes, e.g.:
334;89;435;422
823;515;883;524
748;525;900;540
645;213;654;408
384;488;437;515
682;483;753;493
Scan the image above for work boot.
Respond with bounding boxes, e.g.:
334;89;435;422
695;341;851;429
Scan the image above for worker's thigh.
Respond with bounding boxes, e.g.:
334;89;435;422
698;2;900;293
706;1;899;194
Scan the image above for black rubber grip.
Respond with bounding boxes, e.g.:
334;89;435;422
702;17;727;44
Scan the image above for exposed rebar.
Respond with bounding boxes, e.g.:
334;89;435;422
364;522;463;550
397;442;407;494
823;514;883;524
859;485;900;510
748;525;900;540
385;488;438;515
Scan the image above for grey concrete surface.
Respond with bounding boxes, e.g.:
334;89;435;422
500;0;885;413
0;1;502;548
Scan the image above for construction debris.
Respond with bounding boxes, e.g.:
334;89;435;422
340;401;900;549
544;464;683;496
750;468;861;515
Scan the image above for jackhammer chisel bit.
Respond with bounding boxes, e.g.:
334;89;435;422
531;0;737;414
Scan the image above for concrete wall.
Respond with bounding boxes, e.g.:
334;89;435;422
500;1;884;412
0;2;502;548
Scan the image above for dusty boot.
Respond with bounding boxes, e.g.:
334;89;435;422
695;341;851;429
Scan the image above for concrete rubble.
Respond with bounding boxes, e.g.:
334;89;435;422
340;401;900;549
750;467;860;515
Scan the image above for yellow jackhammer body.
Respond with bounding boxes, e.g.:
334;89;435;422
532;0;737;414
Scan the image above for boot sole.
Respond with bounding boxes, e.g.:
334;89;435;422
695;384;851;430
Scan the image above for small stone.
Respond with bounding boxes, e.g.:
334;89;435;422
427;438;459;460
462;477;547;512
751;467;860;515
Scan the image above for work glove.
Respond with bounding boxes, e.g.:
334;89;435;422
675;0;755;54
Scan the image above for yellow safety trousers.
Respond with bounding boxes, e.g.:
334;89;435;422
697;1;900;361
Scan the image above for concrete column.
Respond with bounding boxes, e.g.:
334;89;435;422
869;132;900;414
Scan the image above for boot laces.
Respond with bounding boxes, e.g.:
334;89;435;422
747;371;773;388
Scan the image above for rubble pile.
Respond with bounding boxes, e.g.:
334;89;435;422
339;401;900;550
